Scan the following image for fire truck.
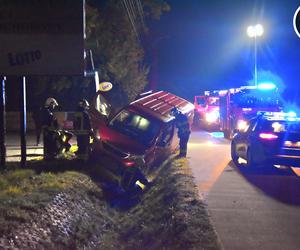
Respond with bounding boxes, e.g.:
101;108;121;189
219;83;282;139
193;91;222;129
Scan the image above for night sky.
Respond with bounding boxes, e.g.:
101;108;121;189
148;0;300;102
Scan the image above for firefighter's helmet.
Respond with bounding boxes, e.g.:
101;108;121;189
78;99;90;110
45;97;58;108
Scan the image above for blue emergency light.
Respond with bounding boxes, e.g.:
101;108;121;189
287;111;297;118
257;111;299;121
257;82;276;90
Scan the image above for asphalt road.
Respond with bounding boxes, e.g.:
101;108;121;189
189;128;300;250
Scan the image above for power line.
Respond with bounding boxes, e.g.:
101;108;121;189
122;0;139;39
128;0;137;20
135;0;145;29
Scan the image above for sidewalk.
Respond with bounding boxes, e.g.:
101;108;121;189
4;132;43;162
4;132;76;162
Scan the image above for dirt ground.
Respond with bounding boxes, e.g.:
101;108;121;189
0;157;221;250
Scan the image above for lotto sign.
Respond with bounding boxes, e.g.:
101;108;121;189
0;0;85;75
99;82;113;92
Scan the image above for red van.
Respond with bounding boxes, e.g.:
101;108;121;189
89;91;194;189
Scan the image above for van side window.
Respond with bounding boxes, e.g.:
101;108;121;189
109;109;160;146
157;122;175;147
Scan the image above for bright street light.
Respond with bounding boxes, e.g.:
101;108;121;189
247;24;264;38
247;24;264;86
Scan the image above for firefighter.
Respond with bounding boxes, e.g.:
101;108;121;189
74;99;93;160
171;107;191;158
40;97;59;160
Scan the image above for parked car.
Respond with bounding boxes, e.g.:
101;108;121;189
89;91;194;189
231;111;300;168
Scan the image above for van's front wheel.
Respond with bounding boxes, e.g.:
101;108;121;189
121;168;148;192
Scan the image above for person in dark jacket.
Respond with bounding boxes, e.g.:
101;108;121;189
171;107;191;158
74;99;93;160
40;97;59;159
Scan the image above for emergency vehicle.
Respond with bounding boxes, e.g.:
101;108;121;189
231;111;300;168
219;83;282;139
193;91;221;129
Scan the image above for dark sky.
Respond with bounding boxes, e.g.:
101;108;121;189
147;0;300;101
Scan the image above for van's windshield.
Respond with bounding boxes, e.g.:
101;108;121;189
109;109;160;146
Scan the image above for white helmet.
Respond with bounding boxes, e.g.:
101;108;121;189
45;97;58;108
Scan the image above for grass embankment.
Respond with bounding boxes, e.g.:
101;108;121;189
116;158;221;250
0;159;221;250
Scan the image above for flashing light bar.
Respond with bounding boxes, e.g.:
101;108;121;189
258;111;297;117
287;111;297;117
257;82;276;90
257;111;300;121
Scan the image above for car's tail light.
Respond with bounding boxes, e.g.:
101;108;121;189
259;133;278;140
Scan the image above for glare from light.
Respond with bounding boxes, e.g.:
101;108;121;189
205;111;219;123
247;24;264;38
247;26;255;37
272;122;284;132
257;82;276;90
237;120;248;131
287;111;297;117
255;24;264;36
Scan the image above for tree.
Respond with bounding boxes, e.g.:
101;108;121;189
22;0;169;112
86;0;170;107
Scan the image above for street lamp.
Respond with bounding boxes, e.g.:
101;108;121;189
247;24;264;86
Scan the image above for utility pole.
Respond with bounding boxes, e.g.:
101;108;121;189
19;76;27;167
0;77;6;168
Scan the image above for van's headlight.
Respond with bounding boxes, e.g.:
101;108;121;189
205;111;219;123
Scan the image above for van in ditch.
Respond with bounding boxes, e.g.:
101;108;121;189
89;91;194;189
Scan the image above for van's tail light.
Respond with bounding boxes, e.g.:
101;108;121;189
122;155;145;167
122;159;136;167
259;133;278;140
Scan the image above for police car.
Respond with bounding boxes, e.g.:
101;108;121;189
231;111;300;168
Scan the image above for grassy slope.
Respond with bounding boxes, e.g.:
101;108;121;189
115;158;221;250
0;159;221;250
